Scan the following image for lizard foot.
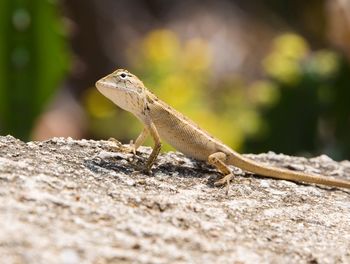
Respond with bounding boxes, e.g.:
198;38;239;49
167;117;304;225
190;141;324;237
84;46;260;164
214;173;234;186
107;137;122;152
119;140;137;155
214;173;234;195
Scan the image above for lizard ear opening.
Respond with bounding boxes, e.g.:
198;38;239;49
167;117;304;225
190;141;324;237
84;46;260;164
137;86;143;94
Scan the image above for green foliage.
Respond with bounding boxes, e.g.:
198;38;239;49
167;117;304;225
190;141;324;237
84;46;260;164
245;33;350;159
0;0;70;140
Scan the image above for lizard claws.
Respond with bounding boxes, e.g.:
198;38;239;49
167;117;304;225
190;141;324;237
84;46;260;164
214;173;234;186
128;140;137;155
120;140;136;155
107;137;122;152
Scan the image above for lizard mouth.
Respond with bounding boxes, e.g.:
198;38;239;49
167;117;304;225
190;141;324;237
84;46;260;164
95;80;140;103
95;80;130;93
95;80;116;89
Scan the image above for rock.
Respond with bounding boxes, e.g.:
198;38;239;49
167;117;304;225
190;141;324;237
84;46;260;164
0;136;349;264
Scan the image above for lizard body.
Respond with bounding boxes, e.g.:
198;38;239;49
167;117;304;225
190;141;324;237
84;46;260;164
96;69;350;190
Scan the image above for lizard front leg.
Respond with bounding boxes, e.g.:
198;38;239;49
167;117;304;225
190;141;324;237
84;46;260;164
129;127;149;154
208;152;234;190
144;121;162;173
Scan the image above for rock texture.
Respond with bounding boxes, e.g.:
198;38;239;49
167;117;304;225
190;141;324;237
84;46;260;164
0;135;349;264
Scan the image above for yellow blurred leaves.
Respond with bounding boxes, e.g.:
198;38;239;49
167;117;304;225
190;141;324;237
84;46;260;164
141;30;180;64
249;80;280;106
182;38;212;71
84;87;116;118
263;33;309;85
310;50;340;78
157;74;199;108
273;33;309;60
194;109;244;148
263;32;341;86
130;29;212;77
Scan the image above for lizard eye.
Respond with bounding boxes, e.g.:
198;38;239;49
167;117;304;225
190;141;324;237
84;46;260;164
120;72;127;79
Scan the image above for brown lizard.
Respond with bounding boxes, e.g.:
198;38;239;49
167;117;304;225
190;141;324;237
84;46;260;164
95;69;350;190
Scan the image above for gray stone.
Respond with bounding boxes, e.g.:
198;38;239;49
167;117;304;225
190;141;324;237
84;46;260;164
0;135;349;264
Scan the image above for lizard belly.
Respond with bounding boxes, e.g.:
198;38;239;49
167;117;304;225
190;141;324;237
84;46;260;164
148;98;224;161
154;120;218;161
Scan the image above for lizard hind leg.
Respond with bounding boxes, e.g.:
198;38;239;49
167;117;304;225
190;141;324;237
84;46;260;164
208;152;235;189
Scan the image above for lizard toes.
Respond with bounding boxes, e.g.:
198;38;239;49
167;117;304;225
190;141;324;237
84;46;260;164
214;173;234;187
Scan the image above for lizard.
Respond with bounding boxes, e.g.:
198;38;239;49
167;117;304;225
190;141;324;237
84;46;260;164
95;69;350;190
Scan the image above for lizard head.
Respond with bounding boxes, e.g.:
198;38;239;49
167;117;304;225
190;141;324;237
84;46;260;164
95;69;148;116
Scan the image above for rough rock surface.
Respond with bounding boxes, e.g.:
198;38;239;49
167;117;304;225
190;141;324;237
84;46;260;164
0;135;349;264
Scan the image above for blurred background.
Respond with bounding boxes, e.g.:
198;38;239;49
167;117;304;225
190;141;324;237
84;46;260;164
1;0;350;160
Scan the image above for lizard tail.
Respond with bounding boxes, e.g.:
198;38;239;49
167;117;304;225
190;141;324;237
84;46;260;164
227;152;350;189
